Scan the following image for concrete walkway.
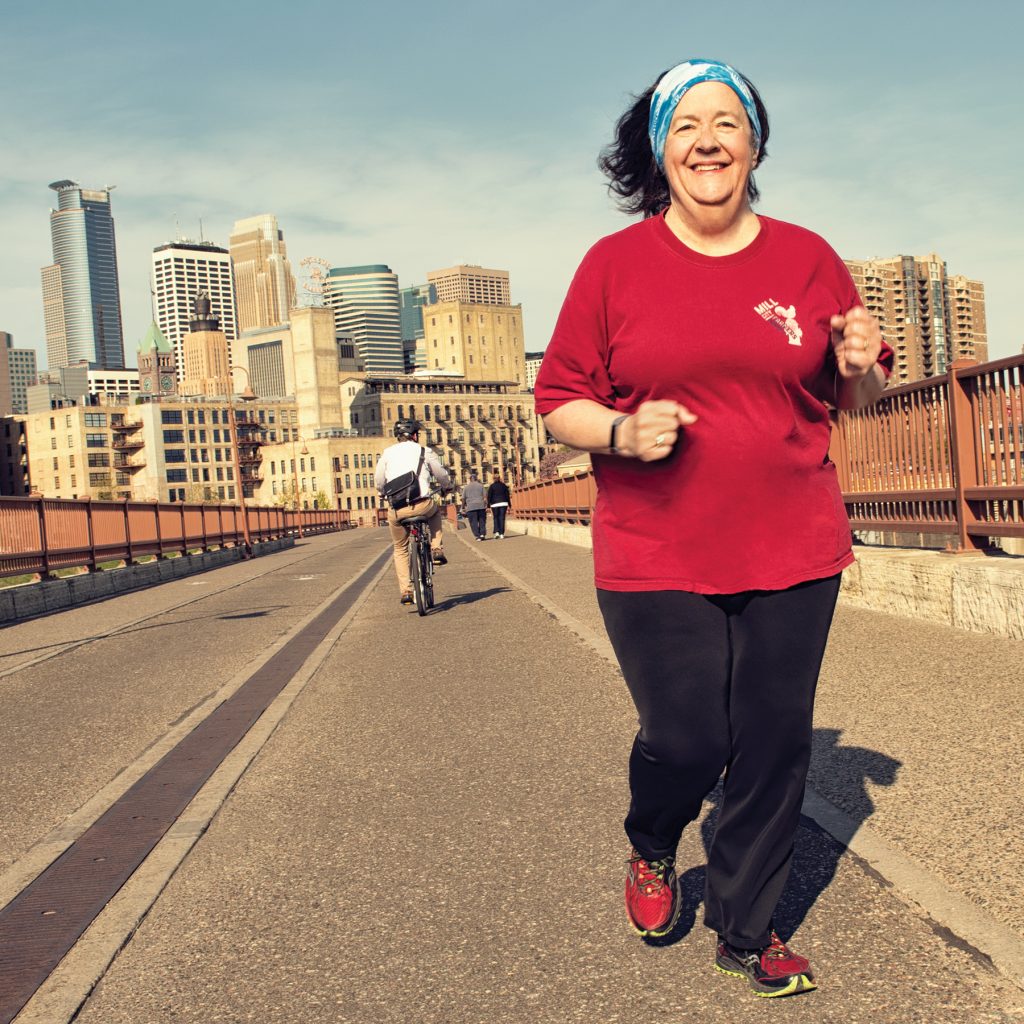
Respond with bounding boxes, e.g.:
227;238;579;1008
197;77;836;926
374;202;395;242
1;527;1022;1022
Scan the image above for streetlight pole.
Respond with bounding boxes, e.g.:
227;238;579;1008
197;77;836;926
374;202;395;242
228;365;257;558
291;434;310;538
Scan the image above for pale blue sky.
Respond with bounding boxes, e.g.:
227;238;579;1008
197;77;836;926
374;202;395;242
3;0;1022;367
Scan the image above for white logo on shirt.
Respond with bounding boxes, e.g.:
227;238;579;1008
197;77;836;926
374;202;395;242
754;298;803;346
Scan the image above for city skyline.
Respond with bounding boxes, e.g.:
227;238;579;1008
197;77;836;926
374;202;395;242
2;0;1022;370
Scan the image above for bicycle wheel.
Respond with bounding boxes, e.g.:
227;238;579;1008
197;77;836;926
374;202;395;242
423;543;435;608
411;532;429;616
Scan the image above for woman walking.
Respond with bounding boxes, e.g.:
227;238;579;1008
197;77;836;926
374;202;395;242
534;58;891;998
486;471;511;539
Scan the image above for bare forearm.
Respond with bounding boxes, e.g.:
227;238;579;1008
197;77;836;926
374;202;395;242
835;363;886;410
542;400;622;453
543;398;697;463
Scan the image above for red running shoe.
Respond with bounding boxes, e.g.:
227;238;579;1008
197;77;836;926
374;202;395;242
714;931;817;997
624;849;680;937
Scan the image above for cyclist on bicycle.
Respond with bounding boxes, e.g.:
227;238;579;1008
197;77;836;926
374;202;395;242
375;418;452;605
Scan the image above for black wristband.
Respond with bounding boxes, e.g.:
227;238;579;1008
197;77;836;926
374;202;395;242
609;414;629;454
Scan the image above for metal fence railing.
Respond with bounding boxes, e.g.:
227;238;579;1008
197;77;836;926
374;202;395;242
513;355;1024;551
0;497;352;581
512;471;598;527
833;356;1024;550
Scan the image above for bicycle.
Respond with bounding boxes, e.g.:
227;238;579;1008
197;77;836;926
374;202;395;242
405;511;435;616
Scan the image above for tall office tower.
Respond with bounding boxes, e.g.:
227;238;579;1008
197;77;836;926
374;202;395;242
229;214;296;331
152;240;238;382
400;283;437;372
845;253;988;385
181;293;231;397
41;180;125;370
323;265;403;375
427;265;510;305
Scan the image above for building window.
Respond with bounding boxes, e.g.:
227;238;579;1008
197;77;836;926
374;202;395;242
161;410;184;424
86;433;106;448
166;469;188;482
84;413;107;427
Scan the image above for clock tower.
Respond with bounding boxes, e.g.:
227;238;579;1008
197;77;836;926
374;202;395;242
137;321;178;397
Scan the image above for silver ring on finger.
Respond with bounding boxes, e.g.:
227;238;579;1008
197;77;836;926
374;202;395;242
653;433;666;448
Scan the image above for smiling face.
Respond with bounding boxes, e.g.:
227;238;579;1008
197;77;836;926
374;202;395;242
662;80;757;226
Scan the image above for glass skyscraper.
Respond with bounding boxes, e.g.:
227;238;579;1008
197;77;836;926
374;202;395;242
324;265;403;375
41;180;125;370
400;282;437;372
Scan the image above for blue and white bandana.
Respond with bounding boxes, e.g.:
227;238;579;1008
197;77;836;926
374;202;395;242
648;58;761;171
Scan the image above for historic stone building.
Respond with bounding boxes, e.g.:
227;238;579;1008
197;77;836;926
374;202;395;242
345;375;541;485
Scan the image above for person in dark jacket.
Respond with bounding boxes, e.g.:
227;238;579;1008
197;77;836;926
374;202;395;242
486;472;511;539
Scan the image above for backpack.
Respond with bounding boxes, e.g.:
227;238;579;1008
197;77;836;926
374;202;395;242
381;447;426;510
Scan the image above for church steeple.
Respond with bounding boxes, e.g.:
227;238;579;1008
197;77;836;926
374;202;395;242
136;321;177;397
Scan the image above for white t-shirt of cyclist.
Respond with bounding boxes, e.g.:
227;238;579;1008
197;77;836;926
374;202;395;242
374;440;451;500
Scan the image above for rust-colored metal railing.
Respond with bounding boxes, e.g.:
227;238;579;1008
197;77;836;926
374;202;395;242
511;471;598;526
0;497;353;581
513;354;1024;550
833;356;1024;550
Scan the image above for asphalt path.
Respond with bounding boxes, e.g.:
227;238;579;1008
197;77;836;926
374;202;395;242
1;528;1022;1021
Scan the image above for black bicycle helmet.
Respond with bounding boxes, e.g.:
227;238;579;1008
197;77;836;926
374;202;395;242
394;418;421;439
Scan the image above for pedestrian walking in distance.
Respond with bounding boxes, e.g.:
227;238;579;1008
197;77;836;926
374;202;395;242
462;471;488;541
486;471;511;539
534;57;892;998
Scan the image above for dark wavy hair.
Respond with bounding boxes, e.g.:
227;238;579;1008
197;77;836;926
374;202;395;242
599;70;770;218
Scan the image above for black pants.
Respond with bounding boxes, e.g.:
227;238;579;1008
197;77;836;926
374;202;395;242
597;575;840;948
467;508;486;538
491;505;507;535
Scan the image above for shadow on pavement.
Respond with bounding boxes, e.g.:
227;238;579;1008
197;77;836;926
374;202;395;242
432;587;512;611
643;727;901;948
